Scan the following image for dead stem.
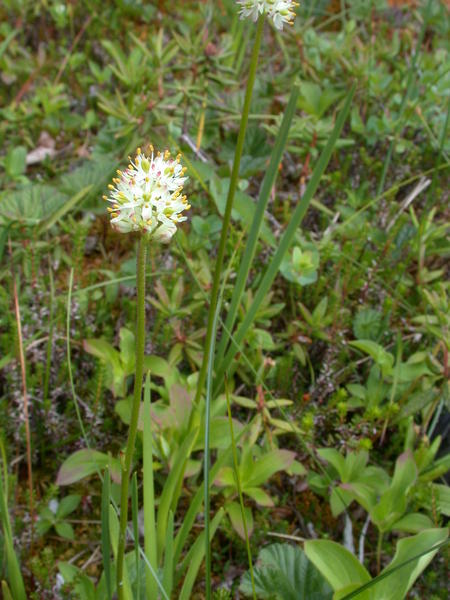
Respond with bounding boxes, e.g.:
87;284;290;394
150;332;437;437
9;238;34;544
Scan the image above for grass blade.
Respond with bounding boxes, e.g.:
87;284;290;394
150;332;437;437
214;84;356;394
178;508;225;600
173;424;247;567
162;511;174;598
193;15;265;409
109;505;133;600
156;428;198;560
215;82;300;366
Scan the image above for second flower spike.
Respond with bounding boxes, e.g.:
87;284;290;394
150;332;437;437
236;0;299;30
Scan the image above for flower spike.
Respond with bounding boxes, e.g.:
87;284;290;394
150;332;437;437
104;146;189;242
236;0;299;30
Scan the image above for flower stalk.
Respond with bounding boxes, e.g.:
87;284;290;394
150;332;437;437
116;234;148;600
194;15;264;409
197;14;264;600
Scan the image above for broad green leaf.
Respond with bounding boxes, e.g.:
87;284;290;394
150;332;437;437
373;528;448;599
119;328;135;373
244;449;295;488
343;451;369;482
55;522;75;540
226;501;254;539
390;450;418;492
371;452;417;532
304;540;371;592
334;584;371;600
4;146;27;178
83;338;124;395
392;513;434;533
143;355;178;387
240;543;332;600
340;482;376;514
1;581;14;600
214;466;236;488
349;341;394;377
194;416;243;451
57;494;81;519
58;563;96;600
317;448;346;479
56;449;120;485
0;184;66;226
36;519;52;536
244;486;274;507
330;486;354;517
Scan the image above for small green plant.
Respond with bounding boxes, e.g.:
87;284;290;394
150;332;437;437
36;494;81;540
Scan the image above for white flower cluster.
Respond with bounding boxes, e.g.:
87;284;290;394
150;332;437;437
104;146;190;242
236;0;299;30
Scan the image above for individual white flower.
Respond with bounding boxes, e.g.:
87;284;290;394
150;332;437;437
236;0;299;30
104;146;190;242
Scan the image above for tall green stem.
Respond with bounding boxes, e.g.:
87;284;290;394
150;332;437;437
117;235;148;600
194;15;264;408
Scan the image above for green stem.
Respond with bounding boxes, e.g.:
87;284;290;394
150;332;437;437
376;531;383;575
225;378;256;600
193;15;264;408
117;235;148;600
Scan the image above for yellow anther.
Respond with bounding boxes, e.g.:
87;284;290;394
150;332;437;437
102;195;108;200
108;184;114;190
137;147;141;155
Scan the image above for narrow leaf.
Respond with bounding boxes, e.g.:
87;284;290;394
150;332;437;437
214;85;355;392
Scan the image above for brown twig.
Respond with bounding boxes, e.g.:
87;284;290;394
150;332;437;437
54;15;93;85
9;238;34;542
